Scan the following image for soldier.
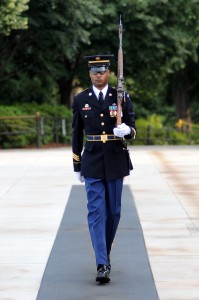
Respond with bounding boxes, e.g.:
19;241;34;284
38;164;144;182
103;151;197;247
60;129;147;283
72;55;136;284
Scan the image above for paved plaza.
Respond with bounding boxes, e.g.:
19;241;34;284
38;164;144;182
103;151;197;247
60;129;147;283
0;145;198;300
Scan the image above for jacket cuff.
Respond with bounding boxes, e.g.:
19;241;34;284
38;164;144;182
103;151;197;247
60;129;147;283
74;163;81;172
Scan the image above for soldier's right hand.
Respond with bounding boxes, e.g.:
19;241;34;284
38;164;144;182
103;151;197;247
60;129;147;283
75;172;85;183
113;123;131;138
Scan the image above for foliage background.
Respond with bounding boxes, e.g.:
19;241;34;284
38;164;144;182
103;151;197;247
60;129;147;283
0;0;199;147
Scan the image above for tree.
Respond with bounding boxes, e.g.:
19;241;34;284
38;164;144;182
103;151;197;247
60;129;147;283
0;0;102;106
0;0;29;35
20;0;103;106
0;0;199;122
75;0;199;121
120;0;199;121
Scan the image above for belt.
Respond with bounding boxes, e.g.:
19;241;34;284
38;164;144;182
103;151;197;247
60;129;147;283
87;134;122;143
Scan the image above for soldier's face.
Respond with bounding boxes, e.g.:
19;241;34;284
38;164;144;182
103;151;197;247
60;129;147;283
89;69;110;90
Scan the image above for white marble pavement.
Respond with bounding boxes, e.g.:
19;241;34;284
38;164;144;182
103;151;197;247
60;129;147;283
0;145;198;300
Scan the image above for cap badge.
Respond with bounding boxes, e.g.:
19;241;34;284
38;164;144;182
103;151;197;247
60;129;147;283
95;57;100;61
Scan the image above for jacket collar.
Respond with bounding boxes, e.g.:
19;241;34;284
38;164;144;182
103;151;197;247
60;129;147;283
86;86;117;109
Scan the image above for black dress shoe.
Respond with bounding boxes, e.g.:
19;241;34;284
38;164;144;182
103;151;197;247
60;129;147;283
96;265;110;283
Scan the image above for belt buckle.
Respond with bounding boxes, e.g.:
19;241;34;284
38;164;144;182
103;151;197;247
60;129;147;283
101;134;107;143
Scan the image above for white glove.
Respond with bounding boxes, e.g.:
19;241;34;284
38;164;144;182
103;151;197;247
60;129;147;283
113;123;131;138
75;172;85;183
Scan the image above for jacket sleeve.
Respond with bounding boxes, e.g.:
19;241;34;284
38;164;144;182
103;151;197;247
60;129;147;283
72;96;84;172
122;92;136;140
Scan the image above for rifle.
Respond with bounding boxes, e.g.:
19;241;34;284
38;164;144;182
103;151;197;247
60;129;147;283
116;15;124;126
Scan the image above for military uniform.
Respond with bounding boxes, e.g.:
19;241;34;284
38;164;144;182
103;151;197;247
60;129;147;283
72;54;136;283
72;86;135;180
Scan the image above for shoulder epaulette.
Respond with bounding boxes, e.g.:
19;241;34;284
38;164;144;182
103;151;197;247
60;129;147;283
75;88;89;97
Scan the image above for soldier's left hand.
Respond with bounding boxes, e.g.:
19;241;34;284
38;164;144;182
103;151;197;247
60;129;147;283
113;123;131;138
75;171;85;183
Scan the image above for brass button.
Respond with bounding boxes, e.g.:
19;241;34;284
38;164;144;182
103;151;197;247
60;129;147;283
102;131;106;134
101;122;105;126
85;115;87;118
100;114;104;117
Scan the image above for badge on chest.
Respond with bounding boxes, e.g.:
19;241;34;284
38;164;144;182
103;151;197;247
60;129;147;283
82;104;91;111
109;103;123;118
109;103;117;117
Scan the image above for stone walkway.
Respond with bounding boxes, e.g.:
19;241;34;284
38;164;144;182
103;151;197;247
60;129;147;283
0;146;198;300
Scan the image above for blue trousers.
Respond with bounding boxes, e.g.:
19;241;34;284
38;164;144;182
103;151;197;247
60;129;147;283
85;177;123;267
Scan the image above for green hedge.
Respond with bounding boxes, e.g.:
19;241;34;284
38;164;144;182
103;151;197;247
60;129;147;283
0;106;198;148
0;103;72;149
130;114;198;145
